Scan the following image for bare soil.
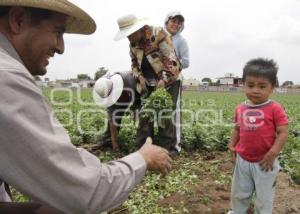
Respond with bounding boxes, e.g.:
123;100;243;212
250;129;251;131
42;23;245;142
159;152;300;214
87;145;300;214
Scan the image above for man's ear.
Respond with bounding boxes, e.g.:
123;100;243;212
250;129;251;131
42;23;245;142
8;7;30;34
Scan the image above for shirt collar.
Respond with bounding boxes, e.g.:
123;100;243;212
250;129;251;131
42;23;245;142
0;32;23;65
243;99;272;108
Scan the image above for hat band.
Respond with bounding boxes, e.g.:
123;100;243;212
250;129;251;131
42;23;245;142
119;17;147;30
106;85;113;97
119;20;138;30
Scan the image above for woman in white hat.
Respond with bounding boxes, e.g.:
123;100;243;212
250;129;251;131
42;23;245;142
115;14;181;153
164;11;189;69
164;11;190;153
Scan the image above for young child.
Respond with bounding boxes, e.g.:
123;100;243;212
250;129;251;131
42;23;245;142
228;58;289;214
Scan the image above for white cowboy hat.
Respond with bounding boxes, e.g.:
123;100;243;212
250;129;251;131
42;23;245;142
114;14;147;41
93;74;124;108
0;0;96;34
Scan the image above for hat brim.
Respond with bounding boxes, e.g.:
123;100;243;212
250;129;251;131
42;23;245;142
172;15;184;22
93;74;124;108
114;19;147;41
0;0;96;35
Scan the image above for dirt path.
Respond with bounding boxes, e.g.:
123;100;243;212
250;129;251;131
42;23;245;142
159;152;300;214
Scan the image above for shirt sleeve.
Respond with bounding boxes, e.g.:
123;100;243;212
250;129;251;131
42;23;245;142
273;103;289;126
178;38;190;69
129;47;141;79
0;71;146;213
234;105;241;126
129;47;144;94
157;31;181;85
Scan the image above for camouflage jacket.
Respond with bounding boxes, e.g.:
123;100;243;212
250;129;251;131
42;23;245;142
129;26;181;94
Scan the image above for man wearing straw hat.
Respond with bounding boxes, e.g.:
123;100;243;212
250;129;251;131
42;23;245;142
0;1;172;213
114;14;182;154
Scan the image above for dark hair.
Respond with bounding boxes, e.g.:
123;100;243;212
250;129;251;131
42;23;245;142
25;7;54;25
0;6;54;25
243;58;278;86
0;6;10;17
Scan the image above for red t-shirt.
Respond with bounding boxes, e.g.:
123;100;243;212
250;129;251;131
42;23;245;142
234;100;288;162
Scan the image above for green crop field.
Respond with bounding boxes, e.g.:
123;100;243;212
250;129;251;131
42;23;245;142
44;89;300;182
39;89;300;213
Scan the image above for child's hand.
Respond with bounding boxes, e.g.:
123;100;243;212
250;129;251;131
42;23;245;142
259;151;277;171
227;143;236;162
228;142;236;153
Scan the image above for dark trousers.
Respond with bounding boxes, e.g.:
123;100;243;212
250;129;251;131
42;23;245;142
136;80;181;151
0;202;63;214
102;105;127;147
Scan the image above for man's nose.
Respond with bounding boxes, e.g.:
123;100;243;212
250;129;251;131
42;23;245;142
56;36;65;54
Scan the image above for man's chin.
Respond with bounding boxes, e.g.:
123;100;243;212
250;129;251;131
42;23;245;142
39;69;47;76
30;69;47;76
35;66;48;76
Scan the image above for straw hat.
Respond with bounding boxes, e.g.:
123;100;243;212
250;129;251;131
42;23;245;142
0;0;96;34
93;74;124;108
114;14;147;41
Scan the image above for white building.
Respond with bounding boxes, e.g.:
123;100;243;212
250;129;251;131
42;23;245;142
182;79;200;87
217;73;242;87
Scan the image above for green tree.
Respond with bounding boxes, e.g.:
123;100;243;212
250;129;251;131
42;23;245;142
77;74;90;80
94;67;108;80
210;80;220;86
201;77;212;83
281;81;293;87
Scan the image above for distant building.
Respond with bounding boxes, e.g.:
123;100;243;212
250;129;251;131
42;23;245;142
182;79;200;87
201;81;209;86
80;80;95;88
217;73;242;87
182;79;200;91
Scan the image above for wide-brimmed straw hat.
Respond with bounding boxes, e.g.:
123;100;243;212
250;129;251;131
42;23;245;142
0;0;96;34
114;14;147;41
93;74;124;108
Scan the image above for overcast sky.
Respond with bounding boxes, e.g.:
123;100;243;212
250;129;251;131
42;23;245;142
46;0;300;84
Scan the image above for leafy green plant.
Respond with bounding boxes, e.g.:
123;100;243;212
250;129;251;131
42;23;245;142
280;136;300;183
140;88;173;128
122;162;198;213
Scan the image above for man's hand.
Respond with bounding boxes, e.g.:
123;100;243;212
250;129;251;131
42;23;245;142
138;137;172;175
259;150;277;171
138;75;147;92
157;79;165;88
